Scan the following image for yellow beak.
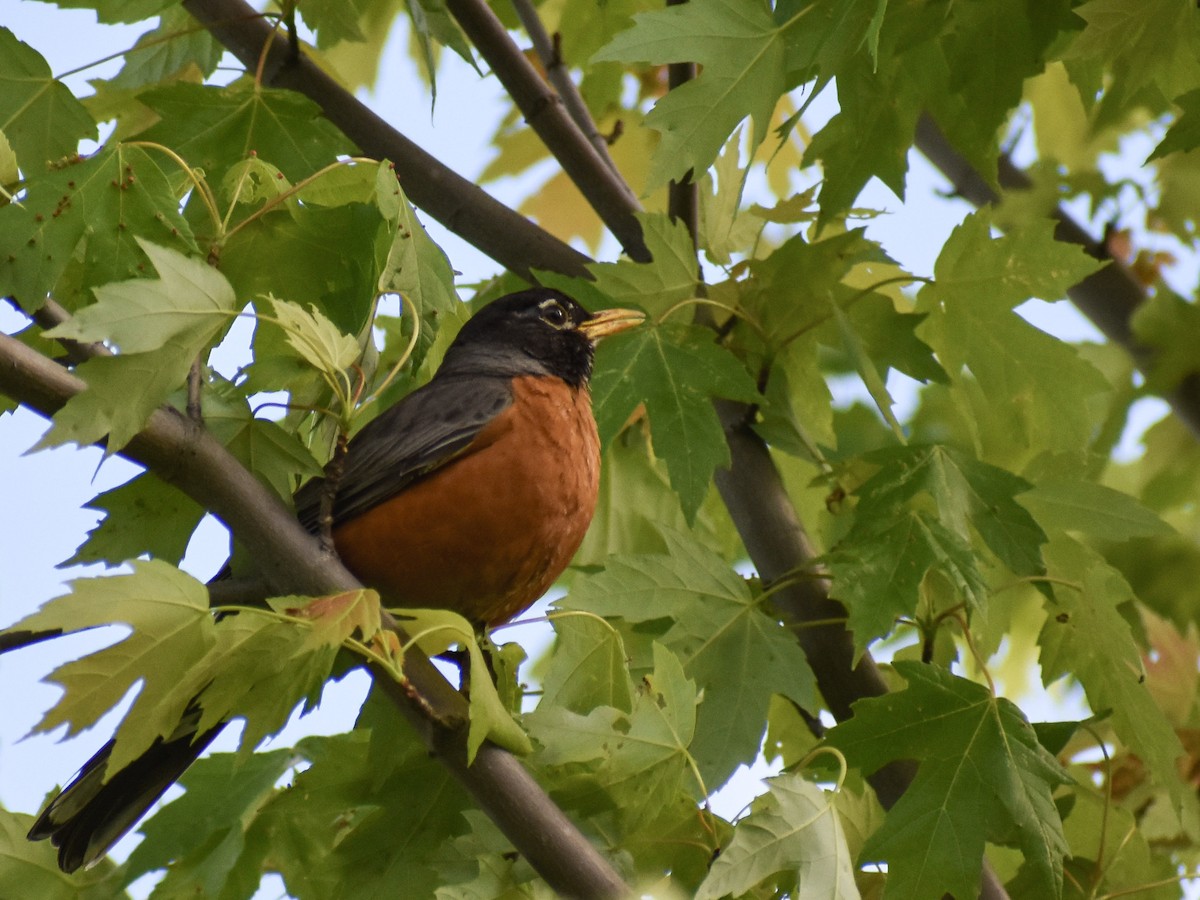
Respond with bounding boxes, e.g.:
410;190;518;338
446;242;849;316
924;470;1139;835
578;308;646;342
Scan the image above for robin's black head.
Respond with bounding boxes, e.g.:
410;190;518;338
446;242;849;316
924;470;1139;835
438;288;644;388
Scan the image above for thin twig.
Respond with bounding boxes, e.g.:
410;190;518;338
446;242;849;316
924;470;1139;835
187;355;203;420
318;429;349;553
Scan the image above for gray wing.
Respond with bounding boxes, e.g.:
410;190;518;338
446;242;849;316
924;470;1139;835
294;374;513;533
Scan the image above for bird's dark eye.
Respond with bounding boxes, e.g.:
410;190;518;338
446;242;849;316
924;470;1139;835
539;300;569;328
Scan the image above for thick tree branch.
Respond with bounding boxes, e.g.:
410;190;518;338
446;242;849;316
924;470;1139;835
914;113;1200;439
182;0;591;283
0;332;628;899
442;0;649;261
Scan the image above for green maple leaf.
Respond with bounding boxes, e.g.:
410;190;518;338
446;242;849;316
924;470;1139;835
232;415;324;498
590;321;758;522
583;212;700;315
745;229;892;337
1129;286;1200;393
563;529;817;784
743;229;943;410
137;82;354;182
271;590;381;649
0;28;96;169
530;643;700;829
804;51;922;225
699;130;761;266
1070;0;1200;103
540;613;634;715
218;199;387;337
39;240;239;452
1149;88;1200;160
67;472;206;567
38;346;193;453
593;0;807;191
863;445;1046;575
0;560;216;773
573;426;711;565
830;508;988;651
46;237;236;352
181;612;338;757
916;211;1109;454
805;1;1056;222
1019;477;1174;542
930;0;1052;177
1039;538;1199;830
202;384;324;502
405;0;479;101
0;145;197;311
695;773;859;900
255;727;470;899
829;444;1046;652
0;128;16;185
105;7;223;91
122;749;295;894
835;293;946;387
0;809;126;900
298;0;368;47
262;296;363;386
134;591;377;764
376;167;461;313
397;608;532;761
755;336;836;458
827;662;1072;900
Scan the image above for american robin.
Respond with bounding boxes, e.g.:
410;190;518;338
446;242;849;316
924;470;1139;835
27;287;645;872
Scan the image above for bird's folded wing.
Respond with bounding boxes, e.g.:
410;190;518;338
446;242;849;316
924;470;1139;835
294;374;514;532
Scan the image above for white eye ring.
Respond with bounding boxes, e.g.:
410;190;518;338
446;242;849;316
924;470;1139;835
539;300;569;327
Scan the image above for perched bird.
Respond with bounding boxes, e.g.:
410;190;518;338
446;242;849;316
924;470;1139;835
28;287;644;872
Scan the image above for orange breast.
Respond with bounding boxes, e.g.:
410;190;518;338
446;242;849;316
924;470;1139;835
331;376;601;626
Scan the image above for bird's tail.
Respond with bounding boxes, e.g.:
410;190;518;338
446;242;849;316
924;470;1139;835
27;715;223;873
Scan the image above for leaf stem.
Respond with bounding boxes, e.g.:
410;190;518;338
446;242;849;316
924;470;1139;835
1080;721;1114;897
125;141;222;234
776;274;934;351
221;157;380;245
993;574;1085;595
797;744;849;794
656;297;769;343
1097;871;1200;899
530;608;625;637
53;17;230;81
359;292;421;410
399;623;473;656
948;609;995;695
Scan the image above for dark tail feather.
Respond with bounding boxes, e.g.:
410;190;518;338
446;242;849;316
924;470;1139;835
28;721;224;873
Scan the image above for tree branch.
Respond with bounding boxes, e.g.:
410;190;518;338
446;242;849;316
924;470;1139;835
508;0;621;176
0;332;628;899
914;113;1200;439
442;0;649;261
182;0;591;283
